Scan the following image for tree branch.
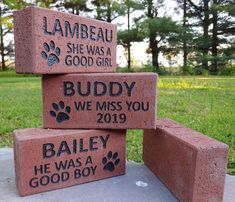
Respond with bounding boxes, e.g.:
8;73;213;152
3;29;11;36
111;14;121;21
188;0;203;20
6;61;14;67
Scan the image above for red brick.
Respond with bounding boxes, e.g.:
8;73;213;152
14;6;116;74
143;119;228;202
42;73;157;129
14;128;125;196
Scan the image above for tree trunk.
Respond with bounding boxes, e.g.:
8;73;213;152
147;0;159;72
76;7;80;15
0;7;6;71
127;3;131;70
107;3;111;22
183;0;187;68
211;0;218;74
152;47;159;71
150;37;159;71
202;0;210;70
96;4;102;20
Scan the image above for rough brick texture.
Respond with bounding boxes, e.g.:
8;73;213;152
14;6;116;74
14;128;125;196
143;119;228;202
42;73;157;129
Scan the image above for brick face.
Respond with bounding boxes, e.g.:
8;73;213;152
143;119;228;202
42;73;157;129
14;6;117;74
14;128;126;196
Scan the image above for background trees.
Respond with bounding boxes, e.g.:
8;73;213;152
0;0;29;71
0;0;234;74
181;0;235;74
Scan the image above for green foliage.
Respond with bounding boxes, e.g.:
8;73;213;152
142;64;169;75
1;0;31;71
62;0;92;15
117;64;170;74
118;27;144;46
215;0;235;16
36;0;59;8
140;17;180;39
185;0;235;73
138;15;182;70
117;64;235;76
92;0;126;22
218;65;235;76
116;66;134;72
3;0;30;10
142;64;154;72
124;0;144;11
181;64;196;75
116;0;144;70
0;15;12;29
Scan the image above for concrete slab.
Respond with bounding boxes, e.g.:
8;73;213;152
0;148;234;202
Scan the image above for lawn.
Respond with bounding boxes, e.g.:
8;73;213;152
0;73;234;174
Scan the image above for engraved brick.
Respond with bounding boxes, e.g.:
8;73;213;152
14;6;116;74
143;119;228;202
14;128;125;196
42;73;157;129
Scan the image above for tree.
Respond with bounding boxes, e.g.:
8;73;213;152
36;0;57;8
145;0;160;71
92;0;142;69
0;5;11;71
210;0;235;73
182;0;187;68
118;0;144;70
50;0;92;15
185;0;235;74
176;0;192;69
139;0;180;72
92;0;143;69
91;0;103;20
0;0;29;71
125;0;144;69
142;16;180;72
187;0;211;70
91;0;126;22
118;26;144;69
63;0;92;15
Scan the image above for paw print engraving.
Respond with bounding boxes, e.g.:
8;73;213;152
49;101;71;123
102;151;120;172
41;40;60;67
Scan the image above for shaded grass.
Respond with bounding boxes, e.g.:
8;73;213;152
0;75;234;174
0;69;38;78
0;77;42;145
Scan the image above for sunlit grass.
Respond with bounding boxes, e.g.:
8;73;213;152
0;75;234;174
158;76;235;90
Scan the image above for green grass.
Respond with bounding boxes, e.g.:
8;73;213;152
0;74;234;174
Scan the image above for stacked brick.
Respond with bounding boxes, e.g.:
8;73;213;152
13;6;157;196
13;6;228;201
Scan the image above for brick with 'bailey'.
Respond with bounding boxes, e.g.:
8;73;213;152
14;6;116;74
143;119;228;202
14;128;125;196
42;73;158;129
